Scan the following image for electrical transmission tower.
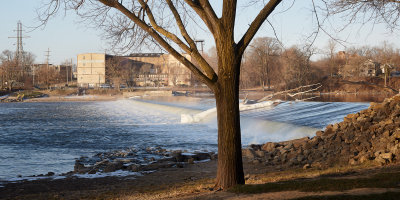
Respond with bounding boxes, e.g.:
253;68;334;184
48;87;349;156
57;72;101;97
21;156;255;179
8;21;29;75
45;48;51;65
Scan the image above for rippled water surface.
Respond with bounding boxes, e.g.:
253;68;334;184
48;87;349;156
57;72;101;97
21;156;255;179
0;97;369;180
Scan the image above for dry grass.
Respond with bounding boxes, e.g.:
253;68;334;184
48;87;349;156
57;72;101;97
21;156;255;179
231;163;400;194
113;162;390;200
113;178;214;200
245;162;380;185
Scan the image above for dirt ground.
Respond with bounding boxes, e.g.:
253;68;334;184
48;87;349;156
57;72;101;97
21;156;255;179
2;159;400;200
0;160;278;200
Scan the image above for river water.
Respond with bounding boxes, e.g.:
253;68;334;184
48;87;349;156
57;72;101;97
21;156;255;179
0;96;369;180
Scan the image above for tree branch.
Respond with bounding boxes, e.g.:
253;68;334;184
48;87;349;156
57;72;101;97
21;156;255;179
137;0;191;53
221;0;237;36
103;1;216;89
166;0;217;81
166;0;197;50
237;0;282;56
183;0;220;35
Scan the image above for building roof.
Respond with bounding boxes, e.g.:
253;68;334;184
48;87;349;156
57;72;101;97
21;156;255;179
128;53;164;57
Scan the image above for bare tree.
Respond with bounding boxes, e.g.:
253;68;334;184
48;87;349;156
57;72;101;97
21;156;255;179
203;46;218;72
325;39;338;77
0;50;19;90
240;52;258;89
106;56;125;89
280;46;314;90
39;0;283;189
0;50;36;90
34;65;61;88
247;37;281;90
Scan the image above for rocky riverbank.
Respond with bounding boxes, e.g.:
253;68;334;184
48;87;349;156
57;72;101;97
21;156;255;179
243;94;400;169
70;147;217;176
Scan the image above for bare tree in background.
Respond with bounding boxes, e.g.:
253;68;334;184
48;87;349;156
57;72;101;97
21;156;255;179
35;66;61;88
105;56;129;90
247;37;281;90
39;0;283;189
325;39;338;77
280;46;314;90
0;50;36;90
0;50;17;90
203;46;218;72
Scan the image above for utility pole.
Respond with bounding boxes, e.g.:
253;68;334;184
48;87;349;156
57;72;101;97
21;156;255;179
32;65;35;87
66;59;71;86
194;40;205;53
45;48;51;89
8;21;29;79
66;60;69;86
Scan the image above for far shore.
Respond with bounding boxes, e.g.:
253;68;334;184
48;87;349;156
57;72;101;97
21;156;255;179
22;94;123;103
1;88;397;104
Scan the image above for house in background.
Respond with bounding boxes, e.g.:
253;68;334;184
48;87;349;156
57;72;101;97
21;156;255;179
359;59;381;77
337;51;383;78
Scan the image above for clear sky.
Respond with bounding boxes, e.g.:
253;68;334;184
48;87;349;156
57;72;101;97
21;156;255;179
1;1;399;65
0;0;106;65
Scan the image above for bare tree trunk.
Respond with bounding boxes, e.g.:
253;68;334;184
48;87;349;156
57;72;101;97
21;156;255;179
214;54;245;189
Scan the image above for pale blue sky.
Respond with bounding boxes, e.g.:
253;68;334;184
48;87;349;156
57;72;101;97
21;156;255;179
1;1;399;65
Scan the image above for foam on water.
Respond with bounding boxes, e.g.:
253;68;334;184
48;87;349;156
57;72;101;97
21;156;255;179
181;100;280;123
73;170;142;179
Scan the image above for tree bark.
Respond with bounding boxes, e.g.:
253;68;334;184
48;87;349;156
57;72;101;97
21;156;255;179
214;51;244;189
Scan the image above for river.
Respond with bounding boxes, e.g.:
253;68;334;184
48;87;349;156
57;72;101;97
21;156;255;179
0;96;369;180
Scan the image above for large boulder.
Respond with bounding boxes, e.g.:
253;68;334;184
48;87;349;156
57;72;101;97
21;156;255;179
242;148;257;160
261;142;277;152
103;161;124;173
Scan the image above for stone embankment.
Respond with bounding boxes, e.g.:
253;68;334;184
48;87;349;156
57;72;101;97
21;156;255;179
243;94;400;169
72;147;217;175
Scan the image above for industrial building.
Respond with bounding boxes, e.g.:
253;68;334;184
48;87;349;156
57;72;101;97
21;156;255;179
76;53;194;88
76;53;109;88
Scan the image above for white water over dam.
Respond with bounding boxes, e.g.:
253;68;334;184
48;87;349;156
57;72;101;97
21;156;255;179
133;97;369;143
0;97;369;180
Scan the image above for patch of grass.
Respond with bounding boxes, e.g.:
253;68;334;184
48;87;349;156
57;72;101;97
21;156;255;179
293;192;400;200
115;178;215;200
246;162;378;185
230;171;400;194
